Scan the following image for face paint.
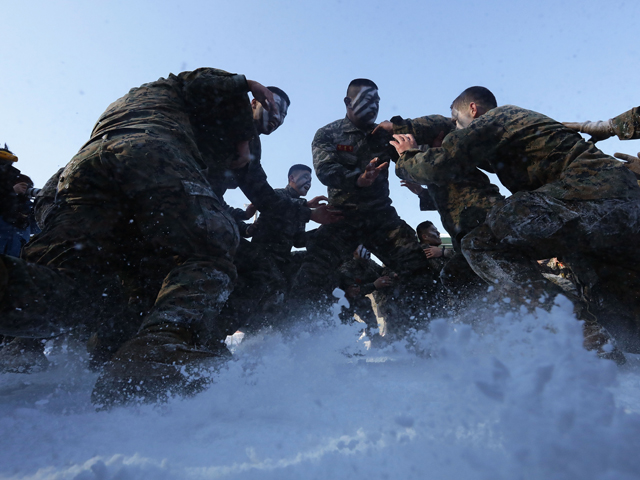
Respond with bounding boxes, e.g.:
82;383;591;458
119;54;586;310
348;86;380;126
255;93;288;135
290;170;312;196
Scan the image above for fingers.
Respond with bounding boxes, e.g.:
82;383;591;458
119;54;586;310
375;162;389;172
614;152;639;163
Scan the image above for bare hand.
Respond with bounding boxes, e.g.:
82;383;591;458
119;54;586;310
400;180;424;195
310;204;343;225
563;120;614;141
615;152;640;177
373;275;393;289
372;121;393;135
247;79;279;117
12;182;28;195
357;158;389;187
424;246;443;258
390;134;418;155
307;195;328;208
230;141;251;169
245;203;257;219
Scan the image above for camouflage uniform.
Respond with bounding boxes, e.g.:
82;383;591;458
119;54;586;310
392;115;501;296
611;106;640;140
221;184;313;332
0;68;260;353
397;105;640;351
294;117;439;310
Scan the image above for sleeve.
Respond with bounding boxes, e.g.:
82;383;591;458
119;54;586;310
312;129;362;190
611;106;640;140
396;114;501;186
418;189;437;211
391;115;455;145
237;160;312;223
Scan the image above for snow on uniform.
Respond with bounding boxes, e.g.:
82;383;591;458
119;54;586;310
396;104;640;352
0;68;260;352
337;255;383;330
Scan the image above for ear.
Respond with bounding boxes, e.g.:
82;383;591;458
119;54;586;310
469;102;479;118
251;98;258;110
344;97;352;108
288;174;295;184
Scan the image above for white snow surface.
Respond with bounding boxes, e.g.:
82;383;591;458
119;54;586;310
2;296;640;480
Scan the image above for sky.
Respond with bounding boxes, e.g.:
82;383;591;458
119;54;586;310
2;0;639;235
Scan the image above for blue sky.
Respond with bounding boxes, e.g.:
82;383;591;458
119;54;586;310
2;0;639;234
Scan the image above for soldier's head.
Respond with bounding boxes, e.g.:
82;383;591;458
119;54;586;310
252;86;290;135
450;86;497;130
344;79;380;129
0;143;18;163
288;164;312;196
416;221;441;246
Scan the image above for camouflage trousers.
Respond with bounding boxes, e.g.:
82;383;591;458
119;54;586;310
218;241;305;333
293;206;443;330
462;191;640;351
0;132;241;351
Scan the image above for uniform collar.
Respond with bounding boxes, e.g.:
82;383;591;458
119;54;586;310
342;116;376;134
285;184;301;198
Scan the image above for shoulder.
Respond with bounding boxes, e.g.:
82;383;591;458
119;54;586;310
313;118;348;143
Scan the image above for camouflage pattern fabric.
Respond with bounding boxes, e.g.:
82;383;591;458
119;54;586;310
312;116;397;211
0;68;258;348
396;105;640;202
392;114;504;251
250;185;311;256
611;106;640;140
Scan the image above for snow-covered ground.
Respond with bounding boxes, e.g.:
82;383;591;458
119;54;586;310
1;296;640;480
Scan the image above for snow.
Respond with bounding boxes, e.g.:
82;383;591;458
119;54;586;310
1;297;640;480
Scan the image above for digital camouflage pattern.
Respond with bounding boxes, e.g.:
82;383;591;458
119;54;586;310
296;116;440;318
396;105;640;202
395;104;640;350
611;106;640;140
250;184;311;256
0;68;259;349
392;114;503;250
312;117;397;211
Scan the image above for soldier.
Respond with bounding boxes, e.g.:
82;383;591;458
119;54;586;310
0;68;336;406
222;164;327;332
391;86;640;359
292;79;441;333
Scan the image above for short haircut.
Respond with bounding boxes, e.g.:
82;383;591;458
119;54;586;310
288;164;312;177
267;86;290;107
416;220;434;239
347;79;378;98
450;86;497;114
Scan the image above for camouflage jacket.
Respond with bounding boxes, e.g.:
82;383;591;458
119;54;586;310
611;106;640;140
312;117;397;211
397;105;640;202
250;185;311;255
338;257;383;296
392;114;504;249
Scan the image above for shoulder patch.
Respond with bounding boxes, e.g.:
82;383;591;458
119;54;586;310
337;144;354;152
